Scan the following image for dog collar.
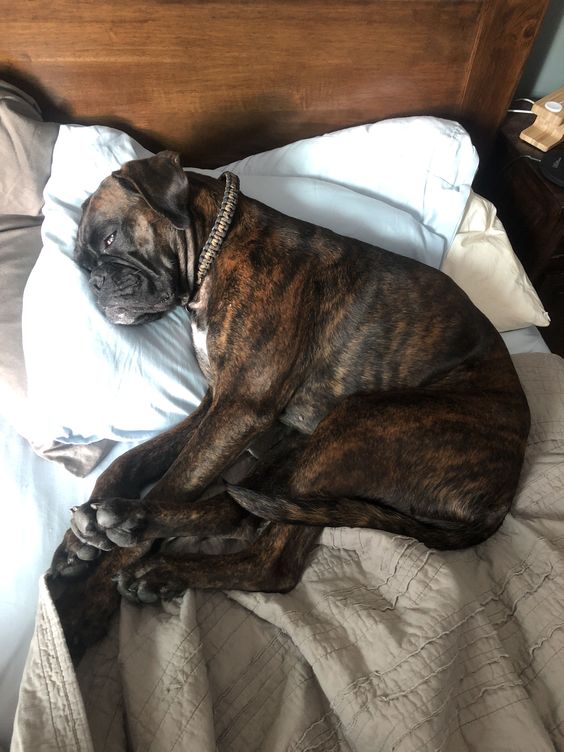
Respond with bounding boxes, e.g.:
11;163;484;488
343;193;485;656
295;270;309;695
196;171;240;286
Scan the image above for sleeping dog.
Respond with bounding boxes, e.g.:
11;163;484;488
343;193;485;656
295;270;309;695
50;152;530;655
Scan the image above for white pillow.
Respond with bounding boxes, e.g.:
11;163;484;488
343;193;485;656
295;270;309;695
22;127;207;445
198;175;444;266
202;115;478;266
22;118;479;446
442;191;550;332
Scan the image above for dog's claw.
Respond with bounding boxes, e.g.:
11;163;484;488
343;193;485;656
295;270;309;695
136;583;159;604
116;577;142;604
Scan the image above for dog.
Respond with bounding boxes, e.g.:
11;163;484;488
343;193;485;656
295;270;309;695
49;151;530;658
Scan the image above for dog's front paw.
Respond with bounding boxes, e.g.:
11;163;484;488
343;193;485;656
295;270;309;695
93;497;149;546
70;500;117;550
71;497;145;548
116;557;186;605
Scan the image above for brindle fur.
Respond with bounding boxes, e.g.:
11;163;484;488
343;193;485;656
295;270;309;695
49;152;530;660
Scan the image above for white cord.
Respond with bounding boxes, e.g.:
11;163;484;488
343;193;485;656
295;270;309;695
503;154;541;172
508;97;535;114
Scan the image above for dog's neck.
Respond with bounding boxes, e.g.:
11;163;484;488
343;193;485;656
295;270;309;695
184;172;240;297
196;172;239;285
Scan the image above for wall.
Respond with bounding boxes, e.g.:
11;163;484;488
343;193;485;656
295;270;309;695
517;0;564;98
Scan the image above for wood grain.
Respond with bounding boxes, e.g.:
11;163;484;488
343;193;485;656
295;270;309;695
1;0;549;165
461;0;550;154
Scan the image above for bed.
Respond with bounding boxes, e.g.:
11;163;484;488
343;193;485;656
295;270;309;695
2;1;564;750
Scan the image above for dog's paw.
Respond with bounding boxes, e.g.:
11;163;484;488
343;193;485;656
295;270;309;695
115;557;186;605
49;528;102;583
70;500;117;550
71;498;146;548
93;497;149;546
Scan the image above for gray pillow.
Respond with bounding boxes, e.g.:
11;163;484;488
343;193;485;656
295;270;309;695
0;220;42;424
0;82;57;217
0;81;113;475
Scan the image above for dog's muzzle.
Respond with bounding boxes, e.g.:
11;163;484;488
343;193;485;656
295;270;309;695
89;255;175;325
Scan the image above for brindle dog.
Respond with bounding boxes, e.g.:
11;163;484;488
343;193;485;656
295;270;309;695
49;152;530;658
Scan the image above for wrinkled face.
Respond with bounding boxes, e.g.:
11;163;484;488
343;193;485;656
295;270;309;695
74;152;192;325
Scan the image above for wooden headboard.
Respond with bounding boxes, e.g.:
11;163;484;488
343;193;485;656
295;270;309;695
2;0;549;167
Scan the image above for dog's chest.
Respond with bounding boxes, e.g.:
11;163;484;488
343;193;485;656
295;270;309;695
190;318;211;380
188;280;212;380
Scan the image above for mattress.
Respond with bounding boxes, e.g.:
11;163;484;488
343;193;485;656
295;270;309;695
8;350;564;752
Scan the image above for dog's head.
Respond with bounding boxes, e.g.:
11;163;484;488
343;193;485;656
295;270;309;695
75;151;192;325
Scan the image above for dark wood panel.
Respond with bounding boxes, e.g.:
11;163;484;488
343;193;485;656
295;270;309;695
0;0;549;165
461;0;549;154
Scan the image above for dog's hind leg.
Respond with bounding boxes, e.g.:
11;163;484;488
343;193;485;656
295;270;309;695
228;386;529;550
114;521;320;603
48;542;150;663
49;491;263;660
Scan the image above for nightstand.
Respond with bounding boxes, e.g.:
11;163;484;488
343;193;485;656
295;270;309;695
486;112;564;356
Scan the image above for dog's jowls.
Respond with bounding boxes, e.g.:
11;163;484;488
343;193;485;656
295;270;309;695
49;152;530;660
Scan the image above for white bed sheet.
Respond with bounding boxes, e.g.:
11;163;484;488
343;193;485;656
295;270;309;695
501;325;550;355
0;422;127;749
0;325;551;748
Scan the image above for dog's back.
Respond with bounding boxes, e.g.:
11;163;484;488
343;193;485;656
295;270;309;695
212;191;531;549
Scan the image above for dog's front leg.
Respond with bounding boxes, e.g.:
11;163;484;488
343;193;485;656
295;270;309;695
92;391;213;501
72;396;277;549
49;492;257;661
116;522;320;603
51;392;214;576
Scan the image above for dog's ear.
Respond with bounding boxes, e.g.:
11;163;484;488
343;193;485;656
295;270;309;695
112;151;190;229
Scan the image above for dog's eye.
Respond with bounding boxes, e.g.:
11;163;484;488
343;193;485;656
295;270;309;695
104;231;116;249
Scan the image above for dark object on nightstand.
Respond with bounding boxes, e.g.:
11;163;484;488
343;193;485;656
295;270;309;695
484;111;564;357
540;149;564;187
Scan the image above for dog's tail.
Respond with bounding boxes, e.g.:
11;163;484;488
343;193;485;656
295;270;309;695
225;486;500;550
